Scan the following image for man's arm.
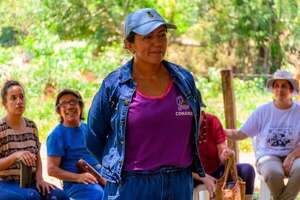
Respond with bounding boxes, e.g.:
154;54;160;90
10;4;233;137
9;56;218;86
225;129;249;140
47;156;97;184
76;159;106;187
283;146;300;175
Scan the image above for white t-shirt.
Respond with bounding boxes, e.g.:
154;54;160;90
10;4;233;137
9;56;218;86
240;101;300;160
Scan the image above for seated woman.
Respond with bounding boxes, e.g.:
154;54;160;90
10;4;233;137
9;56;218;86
46;89;103;200
226;70;300;200
0;80;69;200
193;110;255;200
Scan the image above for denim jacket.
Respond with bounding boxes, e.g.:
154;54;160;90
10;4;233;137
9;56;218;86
86;59;206;183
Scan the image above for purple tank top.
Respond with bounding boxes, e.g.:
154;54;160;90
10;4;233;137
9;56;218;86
124;81;193;171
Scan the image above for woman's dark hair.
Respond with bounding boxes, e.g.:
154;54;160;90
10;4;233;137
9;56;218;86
126;31;136;43
55;89;84;122
1;80;24;104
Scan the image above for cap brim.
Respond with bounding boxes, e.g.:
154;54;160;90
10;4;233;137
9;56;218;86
133;21;177;36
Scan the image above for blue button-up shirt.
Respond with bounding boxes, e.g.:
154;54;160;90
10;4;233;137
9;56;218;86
86;59;206;183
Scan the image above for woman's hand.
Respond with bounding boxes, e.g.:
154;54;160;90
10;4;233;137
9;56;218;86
194;173;217;199
283;155;295;176
77;172;98;184
36;177;56;196
219;148;235;164
13;151;36;166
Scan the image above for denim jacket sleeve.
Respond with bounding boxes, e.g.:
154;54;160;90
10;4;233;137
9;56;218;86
86;80;112;162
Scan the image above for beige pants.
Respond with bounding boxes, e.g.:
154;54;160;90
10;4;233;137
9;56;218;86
256;155;300;200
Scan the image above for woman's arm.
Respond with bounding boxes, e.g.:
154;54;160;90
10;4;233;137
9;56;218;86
0;151;36;170
0;153;19;170
35;152;55;195
217;142;235;164
192;172;216;199
47;156;97;184
35;153;43;180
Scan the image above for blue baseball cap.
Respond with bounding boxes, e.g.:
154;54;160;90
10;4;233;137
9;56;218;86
124;8;177;38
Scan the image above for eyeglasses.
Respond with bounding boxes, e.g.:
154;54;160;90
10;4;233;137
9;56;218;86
57;99;81;108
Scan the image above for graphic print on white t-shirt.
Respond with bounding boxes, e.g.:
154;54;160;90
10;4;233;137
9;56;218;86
266;126;293;148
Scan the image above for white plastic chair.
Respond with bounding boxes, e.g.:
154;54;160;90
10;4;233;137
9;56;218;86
259;176;272;200
193;184;210;200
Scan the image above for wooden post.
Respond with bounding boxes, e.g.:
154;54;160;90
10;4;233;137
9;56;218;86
221;69;239;161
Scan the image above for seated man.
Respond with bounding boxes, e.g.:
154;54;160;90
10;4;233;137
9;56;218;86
193;110;255;200
46;89;103;200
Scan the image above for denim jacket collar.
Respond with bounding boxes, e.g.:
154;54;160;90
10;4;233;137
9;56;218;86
119;59;134;84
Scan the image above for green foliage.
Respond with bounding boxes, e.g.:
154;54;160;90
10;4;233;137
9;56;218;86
42;0;202;46
0;26;20;47
193;0;300;73
0;18;127;140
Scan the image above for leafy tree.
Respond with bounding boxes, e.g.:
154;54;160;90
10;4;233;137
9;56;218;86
195;0;300;73
42;0;201;49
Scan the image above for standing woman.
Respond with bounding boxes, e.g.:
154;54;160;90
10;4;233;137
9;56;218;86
86;8;215;200
227;70;300;200
0;80;69;200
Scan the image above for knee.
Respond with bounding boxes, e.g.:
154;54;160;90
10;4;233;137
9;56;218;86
289;160;300;177
238;164;256;182
264;170;284;182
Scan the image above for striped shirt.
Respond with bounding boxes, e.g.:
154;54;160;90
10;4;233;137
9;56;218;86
0;118;40;180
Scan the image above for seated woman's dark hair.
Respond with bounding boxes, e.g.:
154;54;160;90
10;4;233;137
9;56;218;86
55;89;84;122
1;80;24;104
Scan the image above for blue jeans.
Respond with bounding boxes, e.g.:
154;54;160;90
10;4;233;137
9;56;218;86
103;166;193;200
0;180;69;200
0;188;25;200
63;182;104;200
